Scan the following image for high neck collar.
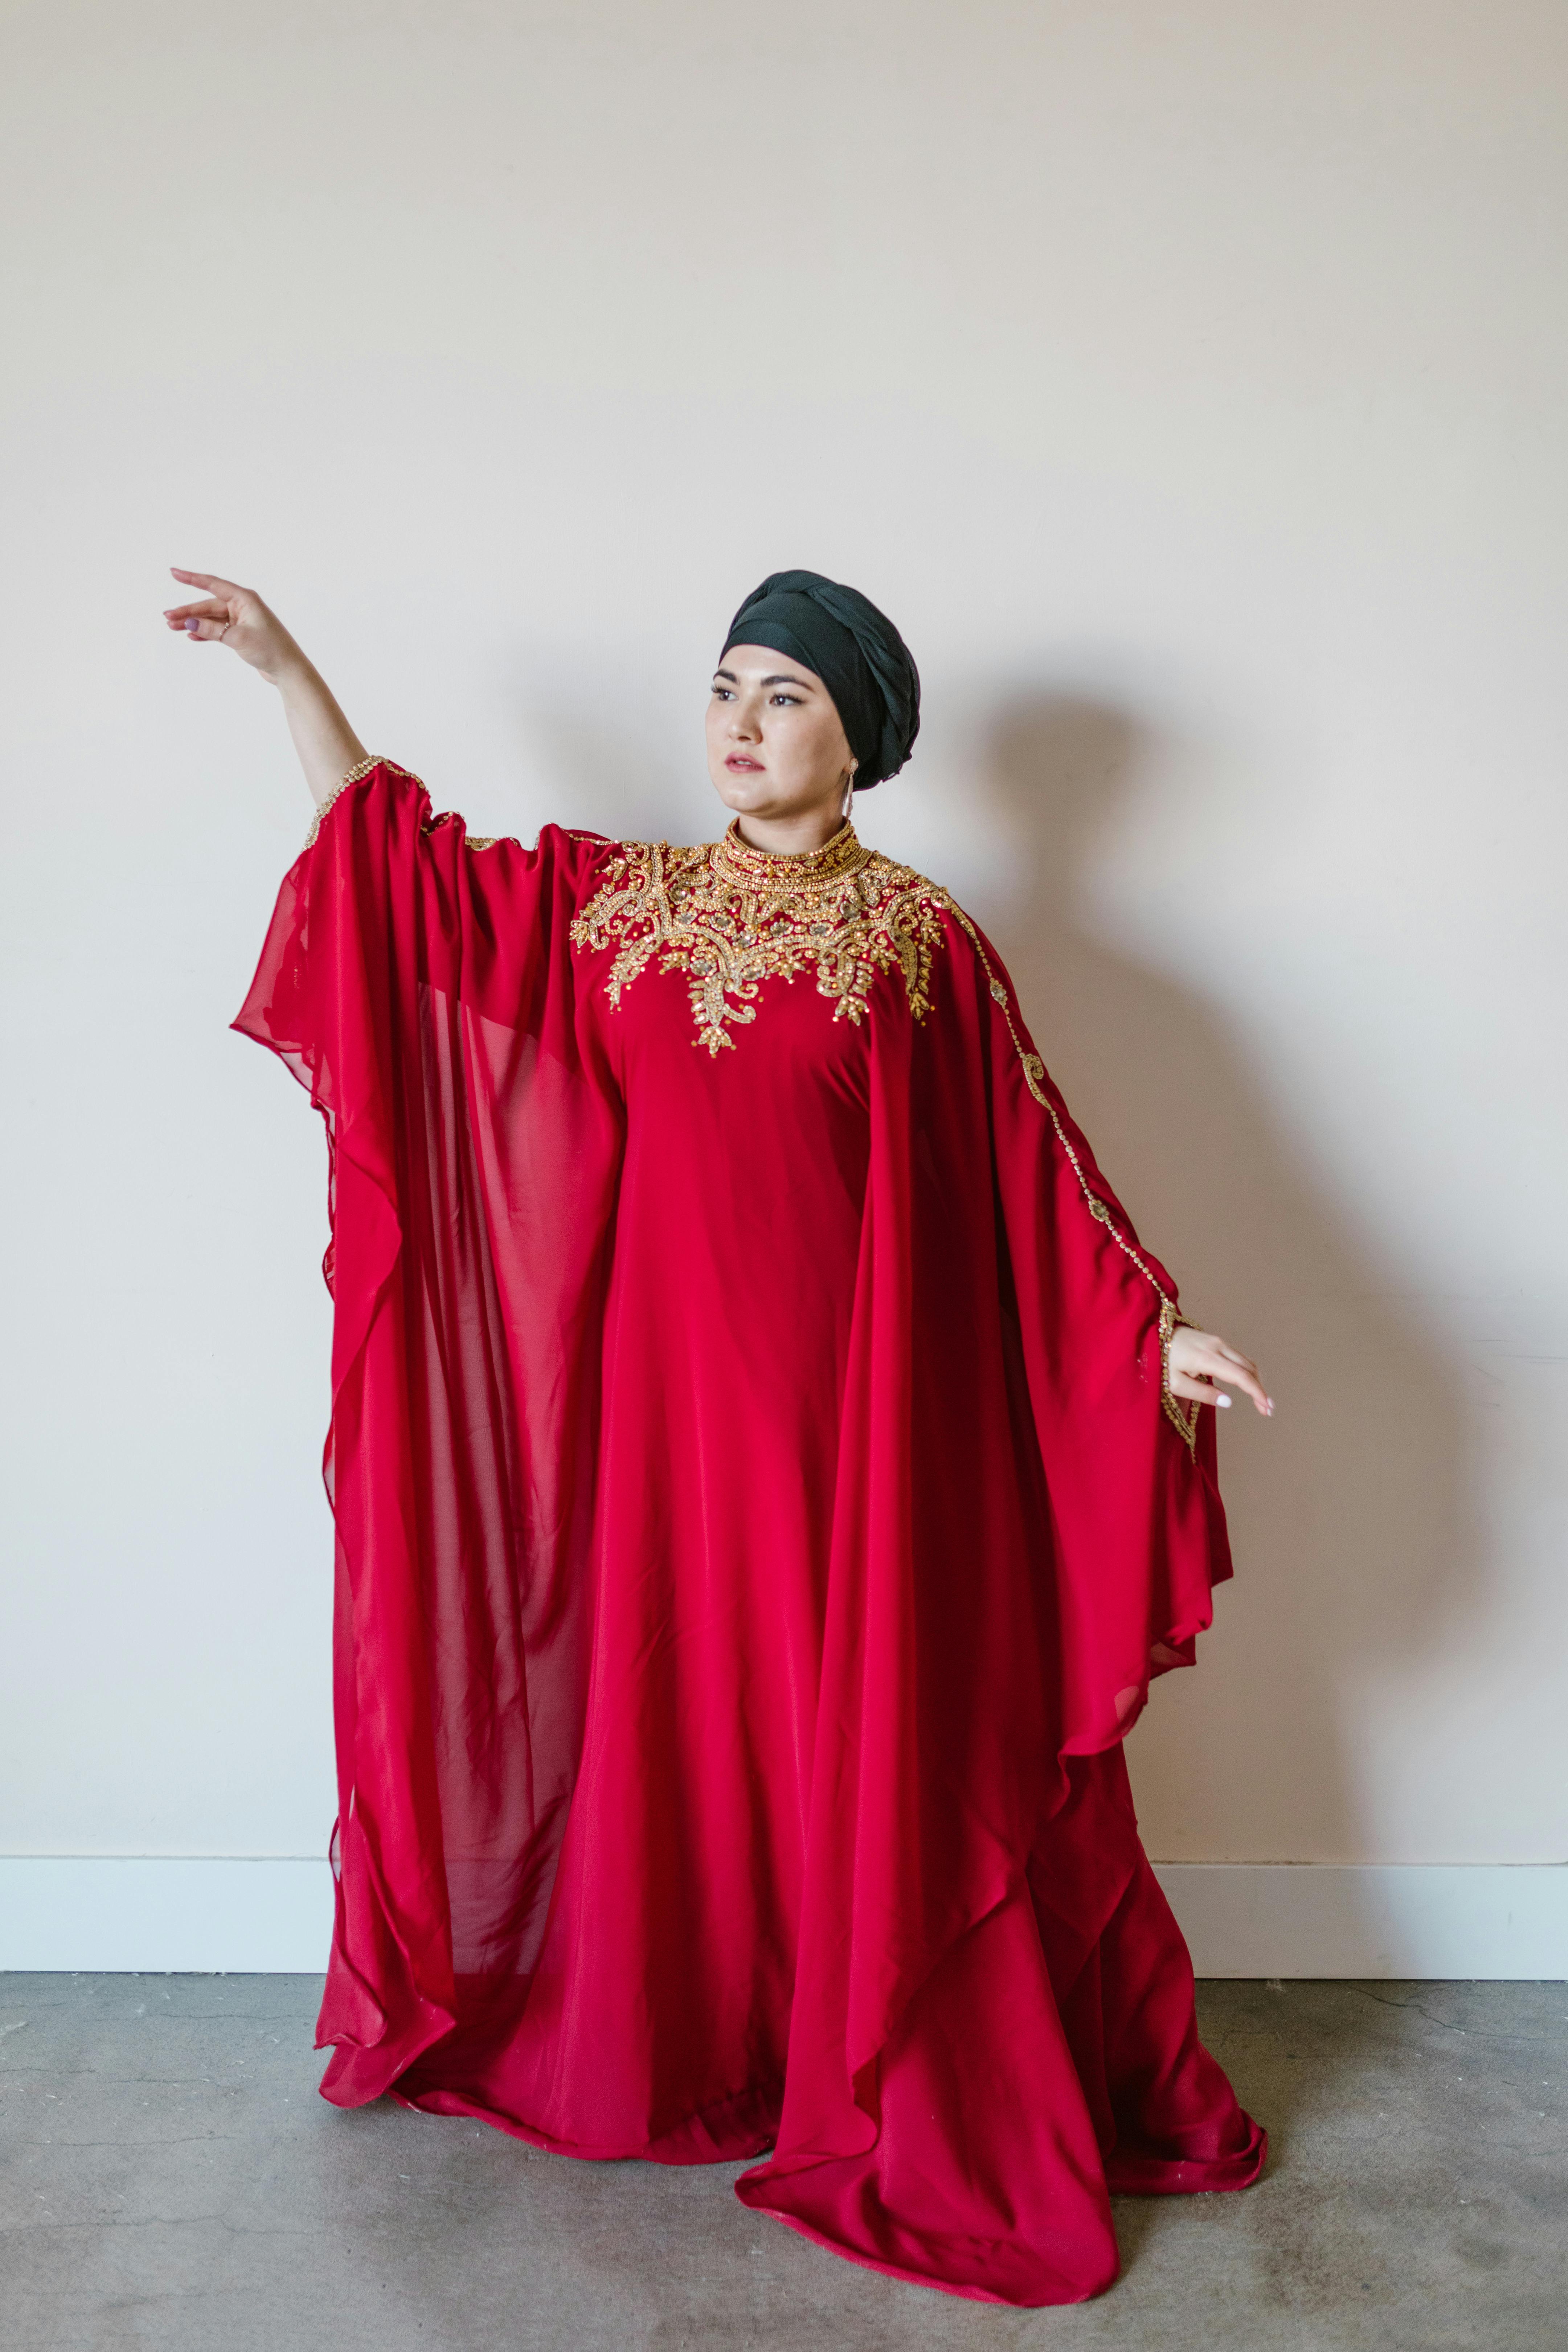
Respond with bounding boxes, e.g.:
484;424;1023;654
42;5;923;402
712;816;872;887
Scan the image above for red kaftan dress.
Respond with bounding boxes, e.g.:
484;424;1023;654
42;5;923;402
236;758;1265;2307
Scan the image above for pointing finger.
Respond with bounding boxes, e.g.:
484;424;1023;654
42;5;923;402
170;567;245;600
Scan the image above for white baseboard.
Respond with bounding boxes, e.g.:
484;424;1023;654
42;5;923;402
0;1857;1563;1978
0;1858;333;1973
1153;1862;1567;1979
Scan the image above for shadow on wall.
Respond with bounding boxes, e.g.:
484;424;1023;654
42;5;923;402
974;695;1479;1869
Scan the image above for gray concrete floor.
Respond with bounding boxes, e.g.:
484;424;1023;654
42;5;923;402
1;1976;1564;2351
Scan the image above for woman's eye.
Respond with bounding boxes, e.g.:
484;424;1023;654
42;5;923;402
711;687;733;701
770;693;800;706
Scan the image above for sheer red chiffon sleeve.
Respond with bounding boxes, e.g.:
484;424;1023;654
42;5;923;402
961;912;1233;1752
233;763;622;2098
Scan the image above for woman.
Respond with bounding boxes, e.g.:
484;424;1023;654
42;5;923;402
167;563;1272;2307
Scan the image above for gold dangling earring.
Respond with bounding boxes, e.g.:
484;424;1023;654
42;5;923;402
843;763;857;821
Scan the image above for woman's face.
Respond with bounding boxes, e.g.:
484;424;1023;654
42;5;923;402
705;643;857;824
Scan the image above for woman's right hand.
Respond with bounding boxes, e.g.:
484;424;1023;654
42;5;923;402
165;567;368;804
163;569;303;685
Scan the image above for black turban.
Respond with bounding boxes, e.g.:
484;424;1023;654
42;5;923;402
720;568;921;789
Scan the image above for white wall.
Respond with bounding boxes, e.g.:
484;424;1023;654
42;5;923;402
3;2;1564;1917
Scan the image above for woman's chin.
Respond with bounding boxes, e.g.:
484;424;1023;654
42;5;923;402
711;769;775;814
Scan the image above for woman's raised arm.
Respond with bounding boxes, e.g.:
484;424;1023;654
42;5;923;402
163;568;367;808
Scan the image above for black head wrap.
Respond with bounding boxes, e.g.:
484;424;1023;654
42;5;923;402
720;568;920;788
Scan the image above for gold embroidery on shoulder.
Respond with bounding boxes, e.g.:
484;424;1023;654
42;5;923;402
944;906;1199;1457
569;819;950;1056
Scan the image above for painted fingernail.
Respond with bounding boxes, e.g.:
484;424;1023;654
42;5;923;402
185;618;199;633
1216;1394;1231;1407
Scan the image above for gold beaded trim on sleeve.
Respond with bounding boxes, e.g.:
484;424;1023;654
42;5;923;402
301;758;521;855
300;755;411;851
940;904;1200;1457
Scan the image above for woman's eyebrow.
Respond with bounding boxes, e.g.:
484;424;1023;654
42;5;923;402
711;667;816;690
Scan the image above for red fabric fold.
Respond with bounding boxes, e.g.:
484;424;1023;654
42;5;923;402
235;764;1263;2304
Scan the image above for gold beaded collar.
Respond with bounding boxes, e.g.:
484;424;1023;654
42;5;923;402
710;817;875;891
571;819;942;1059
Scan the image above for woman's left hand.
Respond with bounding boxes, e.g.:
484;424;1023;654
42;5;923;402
1167;1326;1273;1417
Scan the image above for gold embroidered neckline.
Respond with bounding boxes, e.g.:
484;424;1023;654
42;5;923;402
711;817;875;889
569;827;949;1059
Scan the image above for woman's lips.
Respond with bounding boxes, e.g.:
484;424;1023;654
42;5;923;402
725;756;763;772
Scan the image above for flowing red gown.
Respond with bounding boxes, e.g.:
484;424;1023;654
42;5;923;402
235;758;1265;2306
